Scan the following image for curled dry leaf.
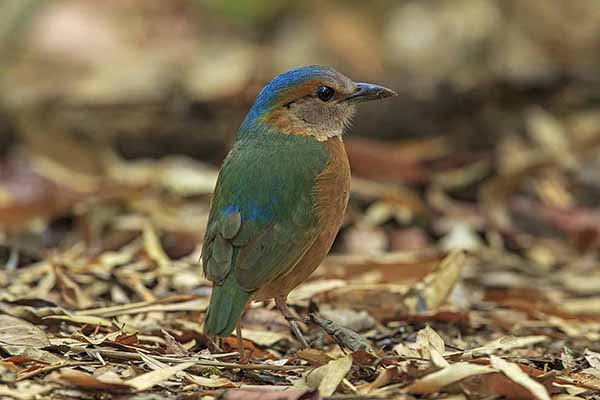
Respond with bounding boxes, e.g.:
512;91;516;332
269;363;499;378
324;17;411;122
403;250;467;314
406;362;496;394
394;325;448;367
295;354;353;397
490;355;551;400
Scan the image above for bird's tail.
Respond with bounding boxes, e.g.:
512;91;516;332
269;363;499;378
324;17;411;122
203;276;251;337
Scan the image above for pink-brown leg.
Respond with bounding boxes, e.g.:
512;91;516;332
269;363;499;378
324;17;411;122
236;320;249;363
275;296;309;348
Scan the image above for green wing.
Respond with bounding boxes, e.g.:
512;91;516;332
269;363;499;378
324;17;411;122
202;133;330;292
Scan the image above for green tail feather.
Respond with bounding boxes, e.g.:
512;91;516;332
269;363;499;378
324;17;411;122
204;276;251;337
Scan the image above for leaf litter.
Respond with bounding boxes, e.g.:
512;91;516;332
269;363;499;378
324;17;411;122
1;3;600;399
2;128;600;399
2;136;599;400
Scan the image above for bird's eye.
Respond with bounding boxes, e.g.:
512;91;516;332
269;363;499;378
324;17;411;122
317;86;335;101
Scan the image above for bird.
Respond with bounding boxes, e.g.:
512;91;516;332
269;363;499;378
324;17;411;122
201;65;396;353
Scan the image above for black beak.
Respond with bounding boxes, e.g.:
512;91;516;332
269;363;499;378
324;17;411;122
344;82;397;103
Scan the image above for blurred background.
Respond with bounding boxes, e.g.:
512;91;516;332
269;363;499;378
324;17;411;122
1;0;600;310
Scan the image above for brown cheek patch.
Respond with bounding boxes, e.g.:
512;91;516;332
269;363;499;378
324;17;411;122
261;108;310;136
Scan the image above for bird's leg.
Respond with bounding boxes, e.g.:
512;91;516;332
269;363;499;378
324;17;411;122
236;320;249;364
275;296;310;348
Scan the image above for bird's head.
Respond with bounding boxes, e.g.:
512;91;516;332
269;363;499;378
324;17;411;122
241;65;396;141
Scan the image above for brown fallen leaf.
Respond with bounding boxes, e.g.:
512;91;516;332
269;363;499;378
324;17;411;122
1;345;64;364
59;368;133;392
296;348;334;366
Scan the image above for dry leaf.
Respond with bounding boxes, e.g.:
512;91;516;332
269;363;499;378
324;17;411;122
241;329;290;347
126;362;194;391
296;355;353;396
60;369;133;392
221;388;320;400
0;314;50;348
466;336;548;356
490;355;551;400
407;362;496;394
403;250;467;313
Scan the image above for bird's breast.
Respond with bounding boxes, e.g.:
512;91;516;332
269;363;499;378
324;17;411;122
253;136;351;300
313;136;351;224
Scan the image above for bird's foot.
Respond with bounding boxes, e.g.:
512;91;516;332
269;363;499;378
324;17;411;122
275;296;310;348
287;318;310;348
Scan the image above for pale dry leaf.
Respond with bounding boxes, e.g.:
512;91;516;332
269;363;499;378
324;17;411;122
490;355;551;400
127;361;195;392
560;297;600;315
316;355;353;396
403;250;467;313
583;349;600;376
241;329;290;347
185;374;237;389
143;222;171;272
296;355;353;397
466;335;548;357
0;314;50;348
0;381;55;400
137;352;236;389
161;329;189;357
357;366;398;395
417;325;446;356
407;362;496;394
393;342;421;359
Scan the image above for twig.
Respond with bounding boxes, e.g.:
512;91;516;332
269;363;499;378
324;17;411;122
89;348;309;371
17;361;102;381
